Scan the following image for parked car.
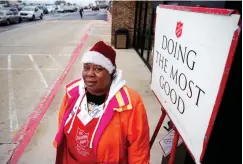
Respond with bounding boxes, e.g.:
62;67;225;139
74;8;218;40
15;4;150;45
63;5;70;12
57;6;65;13
13;1;26;11
17;4;25;11
46;5;55;13
66;5;76;12
99;5;108;9
37;5;48;14
92;6;99;11
19;6;43;21
0;1;10;8
0;10;22;25
73;6;78;12
3;7;19;15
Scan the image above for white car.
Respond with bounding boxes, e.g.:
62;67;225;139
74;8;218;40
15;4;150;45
57;6;65;13
19;6;43;20
46;5;55;13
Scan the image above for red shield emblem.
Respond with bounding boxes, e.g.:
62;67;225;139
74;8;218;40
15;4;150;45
175;22;183;38
76;128;89;148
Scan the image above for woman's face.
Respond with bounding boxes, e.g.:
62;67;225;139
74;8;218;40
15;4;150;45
82;63;111;95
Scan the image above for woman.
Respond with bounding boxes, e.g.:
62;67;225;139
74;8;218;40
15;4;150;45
53;41;150;163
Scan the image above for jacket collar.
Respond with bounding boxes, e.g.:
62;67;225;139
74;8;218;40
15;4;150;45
66;74;132;112
113;86;132;111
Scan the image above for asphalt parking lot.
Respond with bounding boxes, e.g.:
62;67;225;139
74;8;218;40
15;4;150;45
0;9;107;33
0;9;108;163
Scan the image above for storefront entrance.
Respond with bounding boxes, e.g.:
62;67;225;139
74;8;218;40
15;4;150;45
133;1;156;71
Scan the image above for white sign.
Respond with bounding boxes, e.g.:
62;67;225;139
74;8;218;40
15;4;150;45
159;129;183;157
151;6;240;164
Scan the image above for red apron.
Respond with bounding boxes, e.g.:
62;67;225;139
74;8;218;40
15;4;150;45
64;109;99;164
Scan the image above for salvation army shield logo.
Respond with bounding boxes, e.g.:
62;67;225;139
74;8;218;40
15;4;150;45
76;128;89;148
175;22;183;38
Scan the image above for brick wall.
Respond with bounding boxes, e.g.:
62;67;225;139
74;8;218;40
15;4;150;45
111;1;136;48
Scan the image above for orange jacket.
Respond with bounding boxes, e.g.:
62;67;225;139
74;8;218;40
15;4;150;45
53;79;150;163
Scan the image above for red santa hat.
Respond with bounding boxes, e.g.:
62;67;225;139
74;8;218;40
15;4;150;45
81;41;116;74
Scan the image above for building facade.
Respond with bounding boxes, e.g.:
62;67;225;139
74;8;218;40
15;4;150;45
111;1;242;164
111;1;242;71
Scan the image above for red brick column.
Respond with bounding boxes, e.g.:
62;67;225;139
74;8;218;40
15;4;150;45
111;1;136;48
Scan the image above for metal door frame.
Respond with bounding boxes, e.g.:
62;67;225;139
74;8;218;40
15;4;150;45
133;1;155;71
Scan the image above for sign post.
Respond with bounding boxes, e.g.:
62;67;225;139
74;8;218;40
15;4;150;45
150;4;241;164
168;126;179;164
150;107;166;149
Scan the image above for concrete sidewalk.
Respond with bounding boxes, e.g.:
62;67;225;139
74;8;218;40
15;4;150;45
17;20;169;164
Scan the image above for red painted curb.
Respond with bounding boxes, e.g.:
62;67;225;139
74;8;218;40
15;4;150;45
9;24;93;164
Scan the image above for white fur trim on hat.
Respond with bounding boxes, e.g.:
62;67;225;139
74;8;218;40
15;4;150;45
81;51;115;74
